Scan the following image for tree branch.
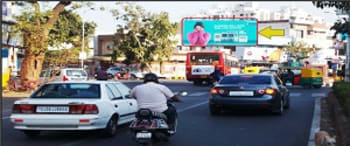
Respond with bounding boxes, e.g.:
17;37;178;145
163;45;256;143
32;1;41;26
45;1;72;30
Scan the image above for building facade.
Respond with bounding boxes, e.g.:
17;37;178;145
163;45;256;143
2;1;23;87
196;2;334;63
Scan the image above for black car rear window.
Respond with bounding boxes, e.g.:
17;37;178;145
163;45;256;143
32;83;100;99
220;75;272;85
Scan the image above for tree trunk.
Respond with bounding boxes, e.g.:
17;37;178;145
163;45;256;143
19;51;45;87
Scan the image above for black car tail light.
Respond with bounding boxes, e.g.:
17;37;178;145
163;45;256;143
256;88;276;95
210;88;227;95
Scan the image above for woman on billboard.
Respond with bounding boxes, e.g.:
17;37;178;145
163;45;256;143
187;22;211;46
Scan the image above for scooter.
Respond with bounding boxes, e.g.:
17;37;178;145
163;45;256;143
129;92;187;146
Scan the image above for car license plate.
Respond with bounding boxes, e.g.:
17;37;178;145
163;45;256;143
36;106;69;113
200;75;207;78
229;91;254;96
136;132;152;138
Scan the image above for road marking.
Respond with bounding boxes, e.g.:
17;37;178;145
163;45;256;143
290;93;301;97
188;92;208;97
312;93;326;97
178;101;209;113
59;101;209;146
308;97;322;146
2;116;10;120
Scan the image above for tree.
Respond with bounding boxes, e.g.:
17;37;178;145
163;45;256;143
44;10;96;69
12;1;98;87
313;1;350;38
111;3;179;71
286;41;319;61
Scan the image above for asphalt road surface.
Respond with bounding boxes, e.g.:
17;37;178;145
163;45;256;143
2;81;331;146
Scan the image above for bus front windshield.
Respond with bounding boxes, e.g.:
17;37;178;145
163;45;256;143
190;54;220;65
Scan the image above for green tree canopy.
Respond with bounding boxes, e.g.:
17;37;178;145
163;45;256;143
313;1;350;39
111;3;179;70
286;41;319;61
10;1;100;87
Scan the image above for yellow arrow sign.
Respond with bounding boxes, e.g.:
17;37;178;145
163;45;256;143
259;26;285;39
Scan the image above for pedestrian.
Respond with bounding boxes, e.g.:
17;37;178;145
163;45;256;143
95;66;109;80
304;61;310;68
287;69;294;85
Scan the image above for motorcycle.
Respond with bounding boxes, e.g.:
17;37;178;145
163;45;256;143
129;91;187;146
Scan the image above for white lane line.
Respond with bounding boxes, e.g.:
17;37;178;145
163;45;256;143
59;101;209;146
188;92;208;97
2;116;10;120
308;97;322;146
290;93;301;97
178;101;209;113
312;93;326;97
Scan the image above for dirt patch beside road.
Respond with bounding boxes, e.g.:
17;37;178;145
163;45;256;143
2;90;32;98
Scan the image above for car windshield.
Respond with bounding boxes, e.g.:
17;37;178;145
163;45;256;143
220;75;272;85
190;54;220;65
32;83;100;99
66;70;87;77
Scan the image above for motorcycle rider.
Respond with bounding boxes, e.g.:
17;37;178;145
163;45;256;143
130;73;182;134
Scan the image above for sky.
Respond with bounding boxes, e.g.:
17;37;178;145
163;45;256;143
75;1;339;35
13;1;340;35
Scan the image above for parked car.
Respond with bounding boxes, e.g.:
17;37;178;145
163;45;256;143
10;81;138;138
40;68;88;84
209;74;290;115
107;67;121;76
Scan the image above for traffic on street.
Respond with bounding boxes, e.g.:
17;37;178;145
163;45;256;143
2;1;349;146
3;81;331;146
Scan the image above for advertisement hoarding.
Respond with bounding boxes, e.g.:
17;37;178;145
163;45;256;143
258;21;290;46
181;17;258;46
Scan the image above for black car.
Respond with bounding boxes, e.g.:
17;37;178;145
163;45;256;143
209;74;290;115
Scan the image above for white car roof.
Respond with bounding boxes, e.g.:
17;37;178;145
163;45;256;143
48;80;122;84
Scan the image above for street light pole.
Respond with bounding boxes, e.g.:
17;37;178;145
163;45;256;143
81;21;85;69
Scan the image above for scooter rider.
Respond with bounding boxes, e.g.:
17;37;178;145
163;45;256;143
130;73;182;134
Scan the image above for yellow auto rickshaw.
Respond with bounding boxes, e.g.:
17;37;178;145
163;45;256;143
299;67;323;88
243;67;261;74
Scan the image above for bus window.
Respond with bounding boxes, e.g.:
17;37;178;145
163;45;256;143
190;54;220;65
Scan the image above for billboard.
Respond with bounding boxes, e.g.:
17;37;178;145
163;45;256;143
258;21;290;46
181;17;258;46
243;47;282;62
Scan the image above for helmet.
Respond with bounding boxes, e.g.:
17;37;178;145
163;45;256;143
143;73;159;83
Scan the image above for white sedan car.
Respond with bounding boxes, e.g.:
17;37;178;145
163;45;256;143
10;81;138;138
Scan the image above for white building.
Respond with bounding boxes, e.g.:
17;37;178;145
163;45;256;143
193;2;334;62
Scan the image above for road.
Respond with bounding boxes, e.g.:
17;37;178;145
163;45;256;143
2;81;331;146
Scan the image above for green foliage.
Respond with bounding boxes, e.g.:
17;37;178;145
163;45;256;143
313;1;350;37
14;8;96;66
286;41;318;61
12;2;96;67
333;81;350;116
112;3;179;69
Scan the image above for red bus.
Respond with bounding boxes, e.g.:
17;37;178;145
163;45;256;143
186;51;240;85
